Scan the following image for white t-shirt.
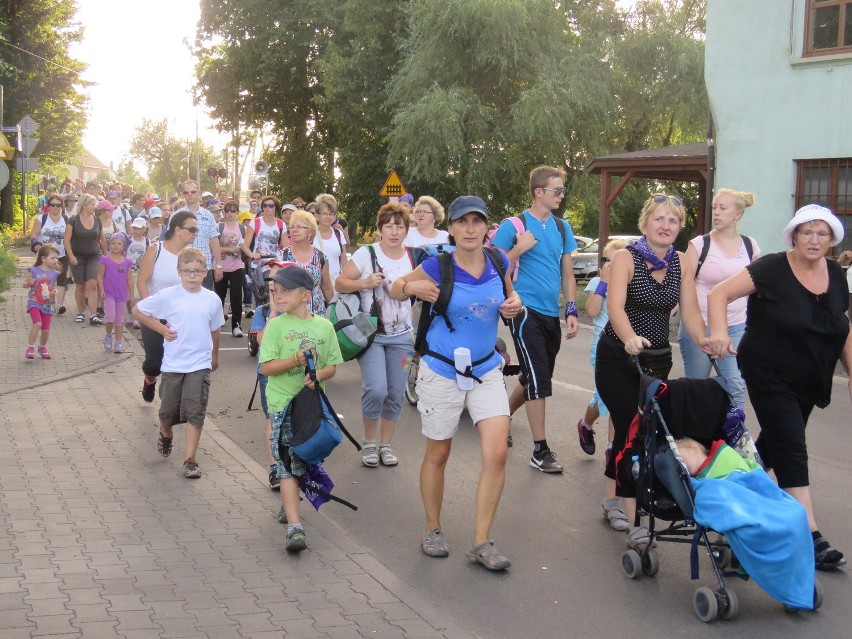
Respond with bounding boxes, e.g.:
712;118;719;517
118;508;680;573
135;285;224;373
349;244;413;336
127;237;149;272
252;217;285;257
404;227;449;248
313;228;347;279
846;265;852;294
112;207;130;230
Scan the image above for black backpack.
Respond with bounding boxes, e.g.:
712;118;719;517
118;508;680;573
413;247;507;379
695;233;754;278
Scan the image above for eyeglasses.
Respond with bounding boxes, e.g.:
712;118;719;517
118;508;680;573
652;194;683;207
290;225;311;231
48;203;63;208
181;226;199;234
319;212;334;217
179;268;205;276
224;207;238;213
797;230;831;240
262;203;276;209
600;257;611;264
183;190;198;195
415;208;434;215
541;187;567;196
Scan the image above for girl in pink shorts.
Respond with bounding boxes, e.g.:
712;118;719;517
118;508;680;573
24;244;60;359
97;233;134;353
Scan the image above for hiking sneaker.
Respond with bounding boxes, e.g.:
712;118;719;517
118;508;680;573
38;346;51;360
141;378;156;403
183;459;201;479
286;528;307;552
602;499;630;531
269;470;281;491
96;307;105;319
232;326;243;338
25;346;35;360
103;334;113;351
89;315;104;326
157;432;173;458
113;341;123;354
74;312;85;323
278;506;288;524
530;450;563;473
577;420;596;455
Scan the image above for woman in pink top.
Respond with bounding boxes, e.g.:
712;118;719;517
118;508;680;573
679;188;760;407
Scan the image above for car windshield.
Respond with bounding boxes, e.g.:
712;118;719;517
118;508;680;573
579;242;599;254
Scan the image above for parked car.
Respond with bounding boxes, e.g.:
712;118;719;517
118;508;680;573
574;235;593;250
572;235;640;280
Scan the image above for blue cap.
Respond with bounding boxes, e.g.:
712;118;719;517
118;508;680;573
448;195;488;222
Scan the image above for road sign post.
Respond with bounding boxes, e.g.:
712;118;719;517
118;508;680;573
16;115;39;230
379;170;407;203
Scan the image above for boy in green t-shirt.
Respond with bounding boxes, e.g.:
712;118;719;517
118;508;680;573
259;265;343;552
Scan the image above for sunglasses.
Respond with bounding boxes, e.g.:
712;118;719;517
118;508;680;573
261;203;276;209
183;190;198;195
48;203;63;208
652;194;683;207
182;226;200;234
541;187;567;196
600;257;611;264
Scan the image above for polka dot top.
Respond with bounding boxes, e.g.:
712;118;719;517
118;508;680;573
604;247;681;349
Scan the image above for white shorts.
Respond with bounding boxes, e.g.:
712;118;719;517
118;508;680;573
416;359;510;440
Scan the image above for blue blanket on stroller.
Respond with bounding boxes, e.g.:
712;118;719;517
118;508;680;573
691;471;815;610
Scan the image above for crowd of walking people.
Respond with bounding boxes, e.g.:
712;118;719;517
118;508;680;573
24;169;852;572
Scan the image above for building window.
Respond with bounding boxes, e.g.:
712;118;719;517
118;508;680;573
795;158;852;252
805;0;852;55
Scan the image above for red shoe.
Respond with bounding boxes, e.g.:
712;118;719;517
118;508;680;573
25;346;35;360
38;346;51;360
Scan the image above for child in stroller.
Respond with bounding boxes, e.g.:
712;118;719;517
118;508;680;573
618;370;822;621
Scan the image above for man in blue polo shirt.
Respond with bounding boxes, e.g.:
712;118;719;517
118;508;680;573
491;165;579;473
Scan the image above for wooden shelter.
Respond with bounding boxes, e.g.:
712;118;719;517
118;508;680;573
586;142;710;242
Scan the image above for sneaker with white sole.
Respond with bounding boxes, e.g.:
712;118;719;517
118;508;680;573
103;335;113;351
232;326;243;338
378;445;398;466
183;459;201;479
361;443;378;467
530;450;563;473
602;499;630;531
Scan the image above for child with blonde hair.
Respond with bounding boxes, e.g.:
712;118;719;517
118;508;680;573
98;232;134;353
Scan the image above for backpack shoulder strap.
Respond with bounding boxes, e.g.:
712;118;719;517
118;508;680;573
483;247;508;299
695;233;712;279
740;235;754;262
414;251;455;355
41;213;48;227
155;242;163;263
555;216;567;248
218;222;225;236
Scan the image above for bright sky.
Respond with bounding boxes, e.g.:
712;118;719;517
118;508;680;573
69;0;227;171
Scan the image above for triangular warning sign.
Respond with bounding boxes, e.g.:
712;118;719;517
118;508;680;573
379;170;407;197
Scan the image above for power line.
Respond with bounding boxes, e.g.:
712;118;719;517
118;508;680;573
0;37;80;75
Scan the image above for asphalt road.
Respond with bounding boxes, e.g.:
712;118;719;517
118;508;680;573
208;318;852;638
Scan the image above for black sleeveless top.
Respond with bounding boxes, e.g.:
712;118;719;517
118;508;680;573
69;214;103;258
604;246;680;349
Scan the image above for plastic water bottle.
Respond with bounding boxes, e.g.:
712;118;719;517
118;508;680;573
453;347;475;391
631;455;640;481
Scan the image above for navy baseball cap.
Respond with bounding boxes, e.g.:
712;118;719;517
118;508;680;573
448;195;488;222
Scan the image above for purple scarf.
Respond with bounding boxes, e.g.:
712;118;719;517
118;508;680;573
629;235;676;272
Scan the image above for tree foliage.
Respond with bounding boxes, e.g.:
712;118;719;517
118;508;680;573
0;0;88;225
194;0;708;238
128;119;223;198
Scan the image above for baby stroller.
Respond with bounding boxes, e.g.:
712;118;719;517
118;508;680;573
245;255;278;357
617;359;823;622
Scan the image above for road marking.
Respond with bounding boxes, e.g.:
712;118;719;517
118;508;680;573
219;347;247;351
551;378;594;394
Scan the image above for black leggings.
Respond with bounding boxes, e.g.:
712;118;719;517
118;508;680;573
214;268;244;330
595;334;672;498
141;322;166;378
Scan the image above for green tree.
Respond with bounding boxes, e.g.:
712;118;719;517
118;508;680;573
128;119;223;197
0;0;88;226
114;160;152;194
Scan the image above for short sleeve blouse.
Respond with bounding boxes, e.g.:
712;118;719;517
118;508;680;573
738;253;849;406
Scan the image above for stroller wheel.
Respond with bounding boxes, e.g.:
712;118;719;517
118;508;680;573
718;588;739;620
813;579;824;610
247;334;259;357
641;548;660;577
694;586;719;622
622;549;642;579
405;357;419;406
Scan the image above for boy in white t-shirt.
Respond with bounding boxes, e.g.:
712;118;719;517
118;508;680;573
133;247;225;479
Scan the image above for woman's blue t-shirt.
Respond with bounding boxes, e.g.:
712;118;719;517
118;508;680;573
420;250;509;380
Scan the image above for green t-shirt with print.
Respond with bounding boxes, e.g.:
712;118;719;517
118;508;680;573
258;313;344;414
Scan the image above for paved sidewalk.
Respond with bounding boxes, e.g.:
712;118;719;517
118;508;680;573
0;252;471;638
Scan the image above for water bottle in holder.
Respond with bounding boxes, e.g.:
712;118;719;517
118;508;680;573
631;455;640;481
